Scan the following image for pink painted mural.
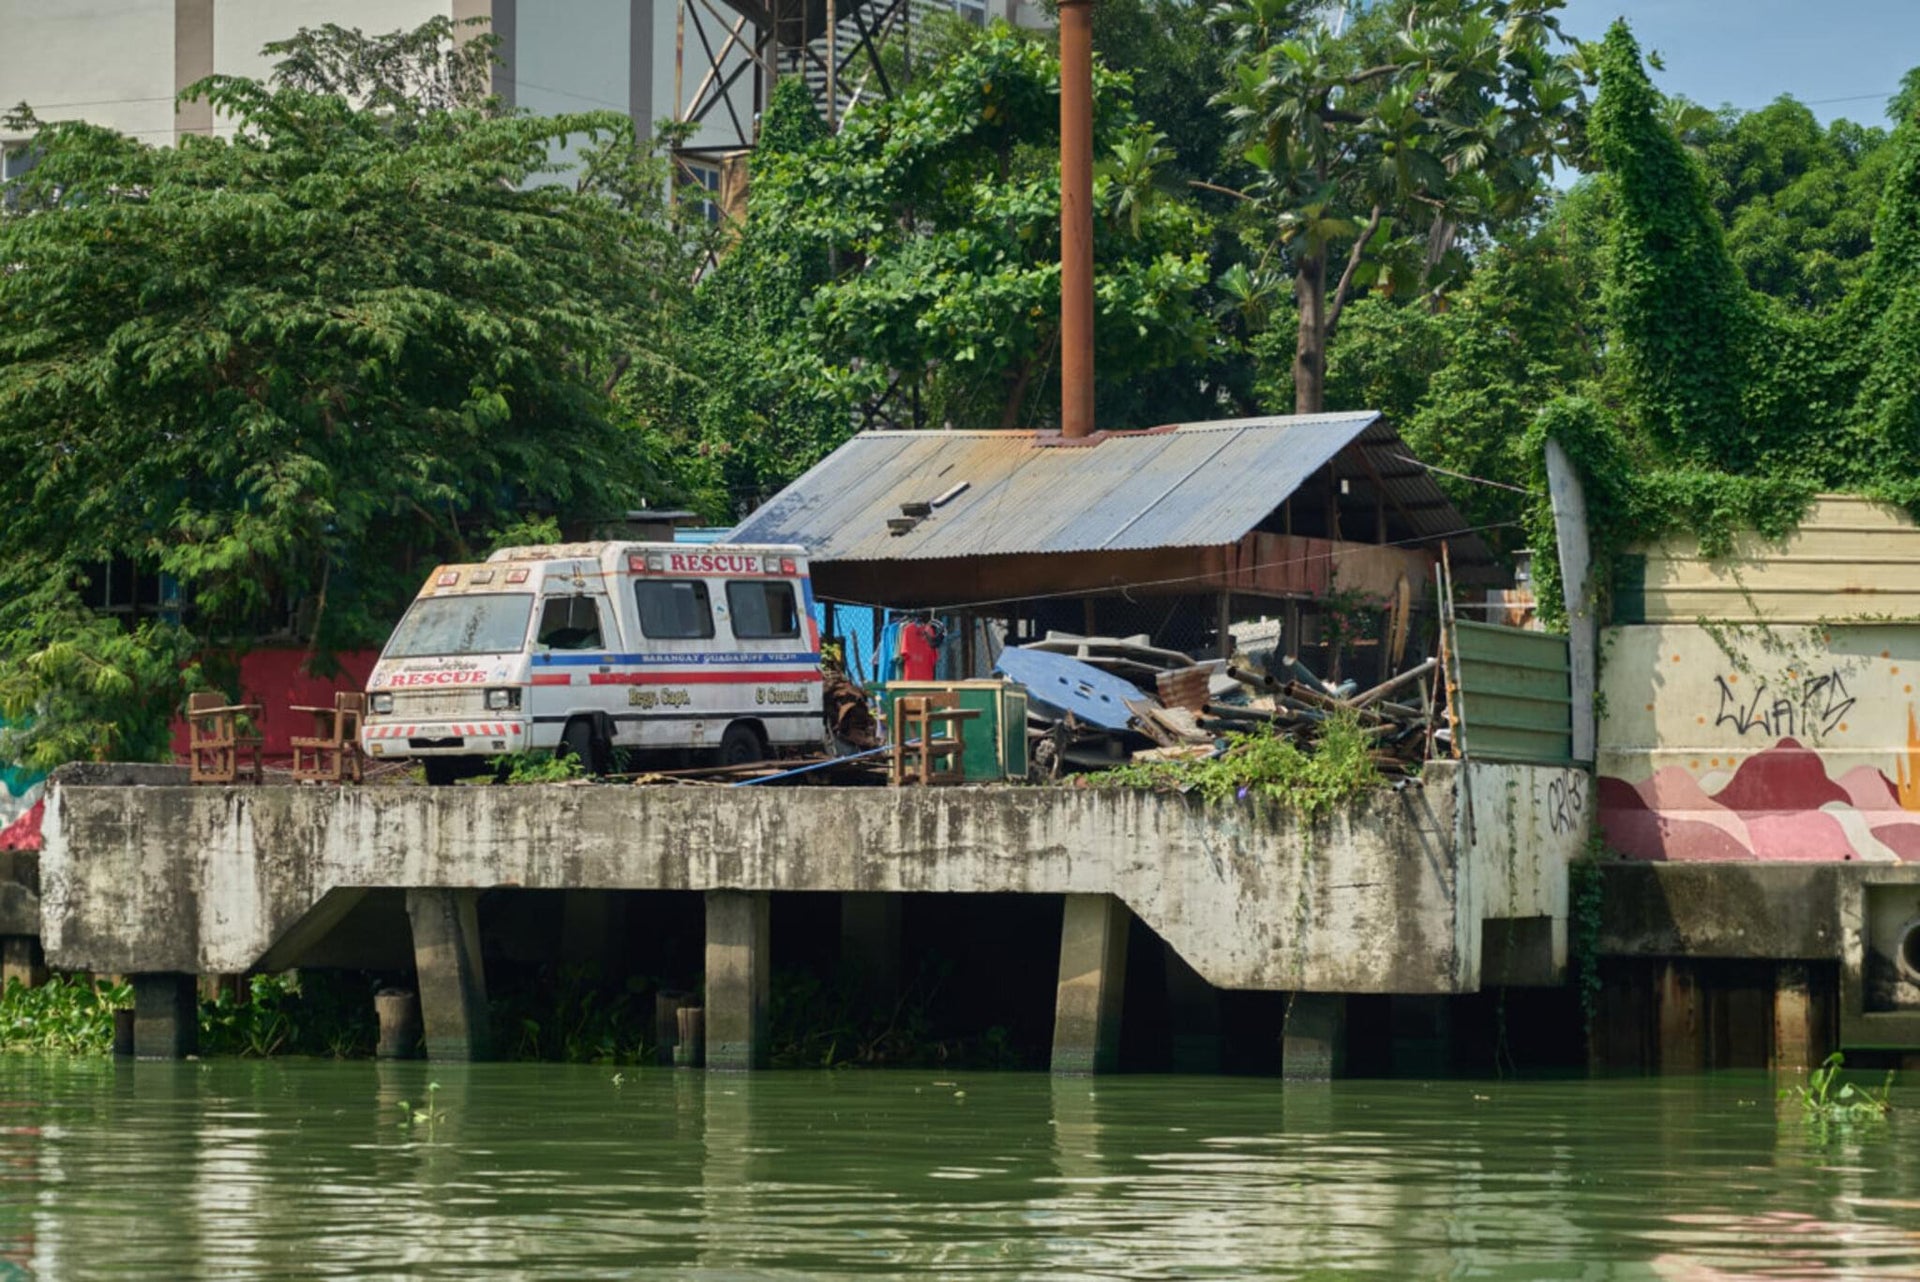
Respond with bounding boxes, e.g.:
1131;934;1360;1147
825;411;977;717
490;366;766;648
1597;624;1920;863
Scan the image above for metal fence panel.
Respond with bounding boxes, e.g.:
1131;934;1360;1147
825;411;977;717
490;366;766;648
1453;620;1574;765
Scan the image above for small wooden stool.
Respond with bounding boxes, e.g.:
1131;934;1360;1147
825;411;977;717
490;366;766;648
187;691;263;785
291;691;367;784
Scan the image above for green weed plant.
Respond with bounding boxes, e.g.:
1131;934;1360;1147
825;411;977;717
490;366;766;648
1782;1052;1895;1128
1092;708;1383;822
0;974;129;1055
489;750;585;785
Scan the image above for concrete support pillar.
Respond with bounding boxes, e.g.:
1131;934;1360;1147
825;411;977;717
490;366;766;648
1282;993;1347;1081
705;890;771;1071
1051;894;1130;1074
560;890;621;970
1162;944;1222;1073
405;889;491;1062
840;893;903;1009
1388;995;1452;1077
132;973;197;1059
1;937;41;990
1656;959;1702;1074
1771;962;1815;1072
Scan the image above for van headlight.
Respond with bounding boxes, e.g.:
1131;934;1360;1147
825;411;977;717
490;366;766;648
371;693;394;714
485;687;520;711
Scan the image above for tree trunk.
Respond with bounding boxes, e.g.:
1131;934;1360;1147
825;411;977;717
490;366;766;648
1293;248;1327;415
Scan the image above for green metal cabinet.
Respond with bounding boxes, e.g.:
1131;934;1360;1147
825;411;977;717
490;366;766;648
884;680;1029;781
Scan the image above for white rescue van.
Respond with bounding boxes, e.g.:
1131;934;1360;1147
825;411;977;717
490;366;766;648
360;542;824;783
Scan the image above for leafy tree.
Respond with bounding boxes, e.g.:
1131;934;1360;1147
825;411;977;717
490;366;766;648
1840;96;1920;501
1690;97;1892;309
1084;0;1234;185
1586;19;1777;469
0;22;690;765
800;29;1213;431
654;25;1217;511
637;77;849;518
1214;0;1585;413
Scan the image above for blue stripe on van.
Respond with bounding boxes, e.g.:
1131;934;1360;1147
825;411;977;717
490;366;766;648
531;651;818;667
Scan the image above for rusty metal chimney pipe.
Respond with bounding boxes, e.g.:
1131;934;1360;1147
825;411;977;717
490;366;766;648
1058;0;1095;440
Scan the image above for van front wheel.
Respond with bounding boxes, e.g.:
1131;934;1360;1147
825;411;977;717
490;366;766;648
560;719;603;776
718;722;765;767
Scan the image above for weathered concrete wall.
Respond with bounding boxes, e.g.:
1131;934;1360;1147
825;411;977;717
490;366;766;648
39;760;1583;996
1457;763;1586;983
1596;860;1920;1052
42;760;1586;996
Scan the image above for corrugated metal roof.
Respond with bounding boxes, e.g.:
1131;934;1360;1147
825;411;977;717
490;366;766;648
726;413;1497;572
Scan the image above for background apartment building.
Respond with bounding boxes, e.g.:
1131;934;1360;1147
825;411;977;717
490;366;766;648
0;0;1045;188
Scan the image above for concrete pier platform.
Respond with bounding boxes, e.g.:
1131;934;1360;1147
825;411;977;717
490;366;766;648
40;760;1584;1066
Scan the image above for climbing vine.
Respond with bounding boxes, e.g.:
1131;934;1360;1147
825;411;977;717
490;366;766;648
1568;828;1608;1044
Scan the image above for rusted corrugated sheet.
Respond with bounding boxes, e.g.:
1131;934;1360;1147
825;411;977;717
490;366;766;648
727;413;1499;575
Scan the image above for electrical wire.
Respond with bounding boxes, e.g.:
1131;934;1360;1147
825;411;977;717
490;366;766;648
1386;454;1538;496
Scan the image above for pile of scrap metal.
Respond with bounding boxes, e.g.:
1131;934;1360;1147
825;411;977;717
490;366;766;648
993;631;1440;779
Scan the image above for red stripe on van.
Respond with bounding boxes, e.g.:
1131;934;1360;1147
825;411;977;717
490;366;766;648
530;673;572;686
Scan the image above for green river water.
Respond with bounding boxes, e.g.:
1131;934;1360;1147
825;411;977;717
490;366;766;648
0;1059;1914;1279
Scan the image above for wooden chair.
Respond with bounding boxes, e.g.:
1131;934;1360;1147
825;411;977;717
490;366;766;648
291;691;366;784
187;691;264;785
890;693;980;786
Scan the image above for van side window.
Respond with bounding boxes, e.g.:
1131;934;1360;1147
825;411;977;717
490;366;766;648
537;596;604;651
726;580;801;640
635;579;714;639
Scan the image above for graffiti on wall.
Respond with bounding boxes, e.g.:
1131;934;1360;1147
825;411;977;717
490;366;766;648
0;721;44;853
1597;625;1920;863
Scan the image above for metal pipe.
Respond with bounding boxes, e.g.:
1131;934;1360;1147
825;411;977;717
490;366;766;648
1058;0;1095;439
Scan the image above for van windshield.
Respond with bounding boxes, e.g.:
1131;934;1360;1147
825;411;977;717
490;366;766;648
386;593;533;658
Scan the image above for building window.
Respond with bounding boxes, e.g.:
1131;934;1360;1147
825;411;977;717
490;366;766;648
76;558;181;626
951;0;988;25
680;161;722;226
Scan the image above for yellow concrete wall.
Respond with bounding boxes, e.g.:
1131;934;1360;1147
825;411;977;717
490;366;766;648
1628;496;1920;624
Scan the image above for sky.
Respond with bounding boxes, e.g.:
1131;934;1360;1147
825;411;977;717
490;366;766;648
1555;0;1920;124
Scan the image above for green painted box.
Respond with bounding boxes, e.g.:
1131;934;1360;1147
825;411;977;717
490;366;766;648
884;680;1029;781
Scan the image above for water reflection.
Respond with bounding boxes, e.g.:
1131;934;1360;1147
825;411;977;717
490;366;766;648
0;1063;1909;1278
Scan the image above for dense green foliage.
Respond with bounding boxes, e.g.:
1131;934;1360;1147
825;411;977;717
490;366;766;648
0;23;693;765
653;29;1217;510
0;975;131;1055
6;4;1920;763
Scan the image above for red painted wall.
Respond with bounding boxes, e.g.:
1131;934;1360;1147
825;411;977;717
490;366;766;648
171;649;381;762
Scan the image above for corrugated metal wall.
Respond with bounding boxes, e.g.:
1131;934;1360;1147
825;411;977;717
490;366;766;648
1616;496;1920;624
1453;620;1575;765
